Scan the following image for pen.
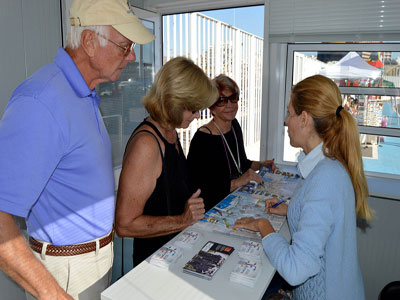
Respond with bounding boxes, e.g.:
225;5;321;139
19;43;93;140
271;199;285;208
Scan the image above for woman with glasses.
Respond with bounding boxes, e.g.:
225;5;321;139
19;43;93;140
115;57;218;266
187;74;274;212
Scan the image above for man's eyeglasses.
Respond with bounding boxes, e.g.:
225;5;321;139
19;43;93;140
214;93;239;107
97;33;136;57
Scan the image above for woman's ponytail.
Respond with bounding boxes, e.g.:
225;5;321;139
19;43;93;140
292;75;373;220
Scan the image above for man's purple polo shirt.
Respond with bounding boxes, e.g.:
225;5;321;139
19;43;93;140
0;48;115;245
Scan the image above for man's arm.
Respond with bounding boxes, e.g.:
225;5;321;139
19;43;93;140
0;211;73;300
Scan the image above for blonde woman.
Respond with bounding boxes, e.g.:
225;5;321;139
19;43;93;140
234;75;372;300
115;57;218;266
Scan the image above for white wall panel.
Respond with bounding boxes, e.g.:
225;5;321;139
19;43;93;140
357;196;400;300
22;0;61;77
269;0;400;42
0;0;26;117
0;0;61;118
0;0;62;298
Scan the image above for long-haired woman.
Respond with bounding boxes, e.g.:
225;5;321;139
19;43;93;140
234;75;372;299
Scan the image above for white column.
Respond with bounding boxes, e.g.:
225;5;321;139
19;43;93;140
179;14;183;56
189;13;197;62
202;16;206;70
185;13;189;58
207;19;211;78
215;21;222;76
165;15;170;62
248;35;256;146
172;15;177;58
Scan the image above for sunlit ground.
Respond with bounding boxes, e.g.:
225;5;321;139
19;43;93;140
363;135;400;176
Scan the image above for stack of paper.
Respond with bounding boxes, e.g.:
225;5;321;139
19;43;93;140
238;240;263;260
149;245;182;269
230;259;262;287
174;230;201;249
183;241;234;280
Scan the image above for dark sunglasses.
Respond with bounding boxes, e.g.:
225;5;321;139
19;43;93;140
215;93;239;107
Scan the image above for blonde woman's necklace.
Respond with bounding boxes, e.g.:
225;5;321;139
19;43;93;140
213;120;242;176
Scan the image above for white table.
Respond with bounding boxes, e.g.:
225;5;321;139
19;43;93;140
101;221;290;300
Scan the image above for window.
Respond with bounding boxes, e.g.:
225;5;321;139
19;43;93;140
162;6;264;160
283;43;400;178
97;18;157;174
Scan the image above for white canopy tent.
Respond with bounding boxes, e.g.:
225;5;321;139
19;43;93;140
319;51;382;79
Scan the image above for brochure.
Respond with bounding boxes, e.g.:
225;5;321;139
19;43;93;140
238;240;263;260
182;241;234;280
230;258;262;287
149;245;183;269
197;166;299;239
174;230;201;249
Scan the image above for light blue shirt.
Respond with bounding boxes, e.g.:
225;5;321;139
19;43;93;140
0;48;115;245
262;148;365;300
296;142;324;179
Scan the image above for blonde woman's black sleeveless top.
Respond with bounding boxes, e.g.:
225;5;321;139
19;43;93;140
125;119;191;266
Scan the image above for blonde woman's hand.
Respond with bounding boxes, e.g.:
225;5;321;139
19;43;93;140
181;189;205;226
265;197;288;216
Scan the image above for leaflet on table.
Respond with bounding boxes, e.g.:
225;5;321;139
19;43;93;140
230;258;262;288
149;245;183;269
197;194;262;239
197;167;299;239
197;194;284;239
183;241;234;280
236;166;300;201
174;230;201;249
238;240;263;260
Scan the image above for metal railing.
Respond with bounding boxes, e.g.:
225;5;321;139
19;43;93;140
163;12;264;157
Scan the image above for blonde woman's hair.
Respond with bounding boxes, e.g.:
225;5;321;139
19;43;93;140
291;75;373;220
142;57;218;130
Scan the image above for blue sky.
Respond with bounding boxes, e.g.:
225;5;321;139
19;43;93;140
201;6;264;38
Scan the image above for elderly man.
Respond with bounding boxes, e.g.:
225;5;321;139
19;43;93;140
0;0;154;299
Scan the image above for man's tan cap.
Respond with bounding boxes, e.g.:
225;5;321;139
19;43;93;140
70;0;155;44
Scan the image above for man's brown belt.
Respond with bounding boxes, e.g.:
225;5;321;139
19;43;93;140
29;231;113;256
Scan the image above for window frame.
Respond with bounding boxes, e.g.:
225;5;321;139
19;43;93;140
286;43;400;138
273;43;400;199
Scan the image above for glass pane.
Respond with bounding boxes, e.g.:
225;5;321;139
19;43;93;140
283;127;301;163
283;130;400;176
341;94;400;129
292;51;400;88
362;134;400;176
162;7;264;160
98;20;155;169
